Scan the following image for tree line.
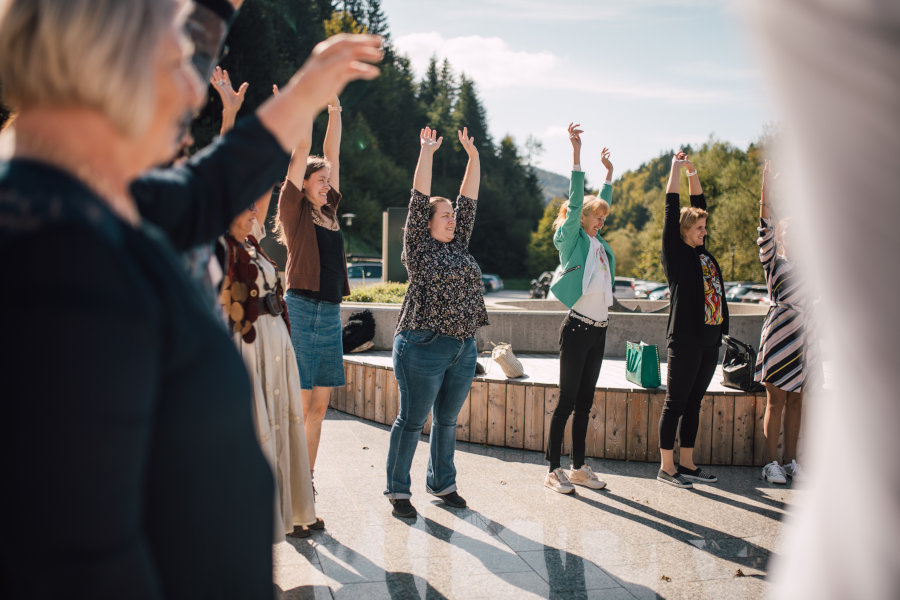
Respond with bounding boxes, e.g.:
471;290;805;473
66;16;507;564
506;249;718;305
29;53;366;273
0;1;772;283
190;0;544;277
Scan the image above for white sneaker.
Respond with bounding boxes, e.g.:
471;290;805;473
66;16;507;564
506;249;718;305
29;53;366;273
544;468;575;494
566;464;607;489
783;460;803;482
762;460;787;484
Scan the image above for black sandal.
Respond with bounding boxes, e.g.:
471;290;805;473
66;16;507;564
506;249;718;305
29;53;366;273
287;517;325;538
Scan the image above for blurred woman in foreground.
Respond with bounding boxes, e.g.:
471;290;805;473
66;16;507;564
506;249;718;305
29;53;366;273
0;0;381;595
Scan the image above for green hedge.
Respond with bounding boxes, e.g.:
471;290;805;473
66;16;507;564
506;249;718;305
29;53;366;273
344;282;408;304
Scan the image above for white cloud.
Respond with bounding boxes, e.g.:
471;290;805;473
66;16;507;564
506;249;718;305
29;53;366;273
394;32;734;104
670;60;762;82
431;0;732;23
394;32;558;89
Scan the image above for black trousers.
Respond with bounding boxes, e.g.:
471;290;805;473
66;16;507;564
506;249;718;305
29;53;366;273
546;315;607;470
658;342;719;450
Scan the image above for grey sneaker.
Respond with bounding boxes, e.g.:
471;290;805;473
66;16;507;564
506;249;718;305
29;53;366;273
677;465;717;483
566;464;607;489
762;461;787;484
657;469;693;489
544;468;575;494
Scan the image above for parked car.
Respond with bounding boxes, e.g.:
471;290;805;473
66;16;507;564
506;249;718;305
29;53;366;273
613;277;636;299
740;284;771;305
633;280;664;299
648;286;671;301
725;282;757;302
638;283;669;300
347;262;383;289
482;274;504;293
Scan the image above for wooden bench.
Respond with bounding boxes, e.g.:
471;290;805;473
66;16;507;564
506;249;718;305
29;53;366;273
332;352;780;467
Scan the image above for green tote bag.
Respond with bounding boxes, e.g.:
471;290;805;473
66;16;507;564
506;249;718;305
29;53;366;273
625;341;661;388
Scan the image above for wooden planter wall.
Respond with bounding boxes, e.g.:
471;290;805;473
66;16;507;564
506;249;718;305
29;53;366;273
331;361;778;467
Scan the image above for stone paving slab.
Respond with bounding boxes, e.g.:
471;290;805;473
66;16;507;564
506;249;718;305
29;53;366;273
274;409;795;599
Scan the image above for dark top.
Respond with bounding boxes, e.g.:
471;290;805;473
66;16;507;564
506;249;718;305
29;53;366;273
278;182;350;296
662;192;729;346
0;118;289;600
293;223;345;303
396;189;488;339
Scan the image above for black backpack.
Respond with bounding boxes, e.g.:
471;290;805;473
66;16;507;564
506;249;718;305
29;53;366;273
721;335;765;392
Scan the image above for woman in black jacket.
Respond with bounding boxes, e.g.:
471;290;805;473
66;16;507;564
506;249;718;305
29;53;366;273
656;151;729;489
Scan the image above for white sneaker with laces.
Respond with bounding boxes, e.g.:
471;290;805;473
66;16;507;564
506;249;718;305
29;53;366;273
566;464;607;489
762;460;787;484
544;468;575;494
783;459;802;482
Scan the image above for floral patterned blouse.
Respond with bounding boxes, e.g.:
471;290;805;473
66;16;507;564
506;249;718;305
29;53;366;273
395;189;489;339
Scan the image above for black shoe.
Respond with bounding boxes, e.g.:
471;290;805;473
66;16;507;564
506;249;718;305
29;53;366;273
677;465;718;483
390;498;417;519
656;469;693;489
437;491;467;508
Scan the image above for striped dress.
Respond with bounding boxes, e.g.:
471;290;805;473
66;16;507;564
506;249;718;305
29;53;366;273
754;218;805;391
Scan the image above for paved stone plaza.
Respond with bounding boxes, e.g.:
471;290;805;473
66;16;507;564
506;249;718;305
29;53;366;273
274;409;795;599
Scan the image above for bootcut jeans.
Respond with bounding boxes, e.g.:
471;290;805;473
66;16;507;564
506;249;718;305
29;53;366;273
385;330;477;499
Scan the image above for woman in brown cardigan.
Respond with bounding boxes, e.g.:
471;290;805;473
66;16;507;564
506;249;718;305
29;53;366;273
276;96;348;486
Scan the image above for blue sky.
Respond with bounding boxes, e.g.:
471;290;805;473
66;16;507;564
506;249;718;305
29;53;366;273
380;0;774;177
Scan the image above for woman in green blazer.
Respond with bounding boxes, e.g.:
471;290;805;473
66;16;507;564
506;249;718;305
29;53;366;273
544;123;615;494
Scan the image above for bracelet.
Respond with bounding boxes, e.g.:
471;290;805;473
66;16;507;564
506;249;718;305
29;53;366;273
686;170;697;177
328;105;342;113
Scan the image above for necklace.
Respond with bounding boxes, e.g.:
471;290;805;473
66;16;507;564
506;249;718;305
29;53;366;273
310;207;339;231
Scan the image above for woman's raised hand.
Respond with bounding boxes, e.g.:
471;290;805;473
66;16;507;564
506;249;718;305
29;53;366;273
420;126;443;154
567;122;583;150
210;66;248;114
458;127;478;158
600;147;613;171
671;150;690;169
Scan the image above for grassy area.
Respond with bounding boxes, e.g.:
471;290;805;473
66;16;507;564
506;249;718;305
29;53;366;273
345;282;408;303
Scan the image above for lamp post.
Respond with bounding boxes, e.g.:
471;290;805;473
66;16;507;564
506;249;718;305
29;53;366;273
341;213;355;261
730;244;736;281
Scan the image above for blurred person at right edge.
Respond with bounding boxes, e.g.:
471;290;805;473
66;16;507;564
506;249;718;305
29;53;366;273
746;1;900;598
755;160;806;485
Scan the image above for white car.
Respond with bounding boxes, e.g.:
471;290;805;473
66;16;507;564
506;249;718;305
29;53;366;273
347;262;382;289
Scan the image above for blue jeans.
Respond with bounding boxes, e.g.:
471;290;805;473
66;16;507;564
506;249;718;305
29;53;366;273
385;330;477;499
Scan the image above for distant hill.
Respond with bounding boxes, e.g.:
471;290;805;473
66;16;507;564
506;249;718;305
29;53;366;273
533;167;569;205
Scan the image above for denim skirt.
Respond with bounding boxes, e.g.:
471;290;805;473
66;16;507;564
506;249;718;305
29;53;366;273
284;291;345;389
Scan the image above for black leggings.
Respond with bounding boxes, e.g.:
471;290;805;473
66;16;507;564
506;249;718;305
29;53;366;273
658;342;719;450
546;315;607;470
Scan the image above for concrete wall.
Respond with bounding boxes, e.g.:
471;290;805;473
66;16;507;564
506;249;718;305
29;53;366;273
341;301;768;358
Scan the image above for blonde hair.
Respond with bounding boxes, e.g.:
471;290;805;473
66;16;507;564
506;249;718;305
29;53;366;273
552;195;610;232
679;206;708;237
0;0;184;137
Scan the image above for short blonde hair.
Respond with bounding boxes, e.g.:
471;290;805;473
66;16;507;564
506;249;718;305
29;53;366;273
0;0;183;137
553;194;610;232
679;206;709;236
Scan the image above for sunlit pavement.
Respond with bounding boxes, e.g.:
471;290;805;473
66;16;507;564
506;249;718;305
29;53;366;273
274;409;793;599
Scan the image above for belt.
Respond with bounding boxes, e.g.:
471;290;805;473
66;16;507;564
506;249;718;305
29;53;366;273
256;293;284;316
568;310;608;328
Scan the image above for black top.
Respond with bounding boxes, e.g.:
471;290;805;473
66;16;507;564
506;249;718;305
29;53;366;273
0;116;290;599
292;223;345;303
662;192;729;346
